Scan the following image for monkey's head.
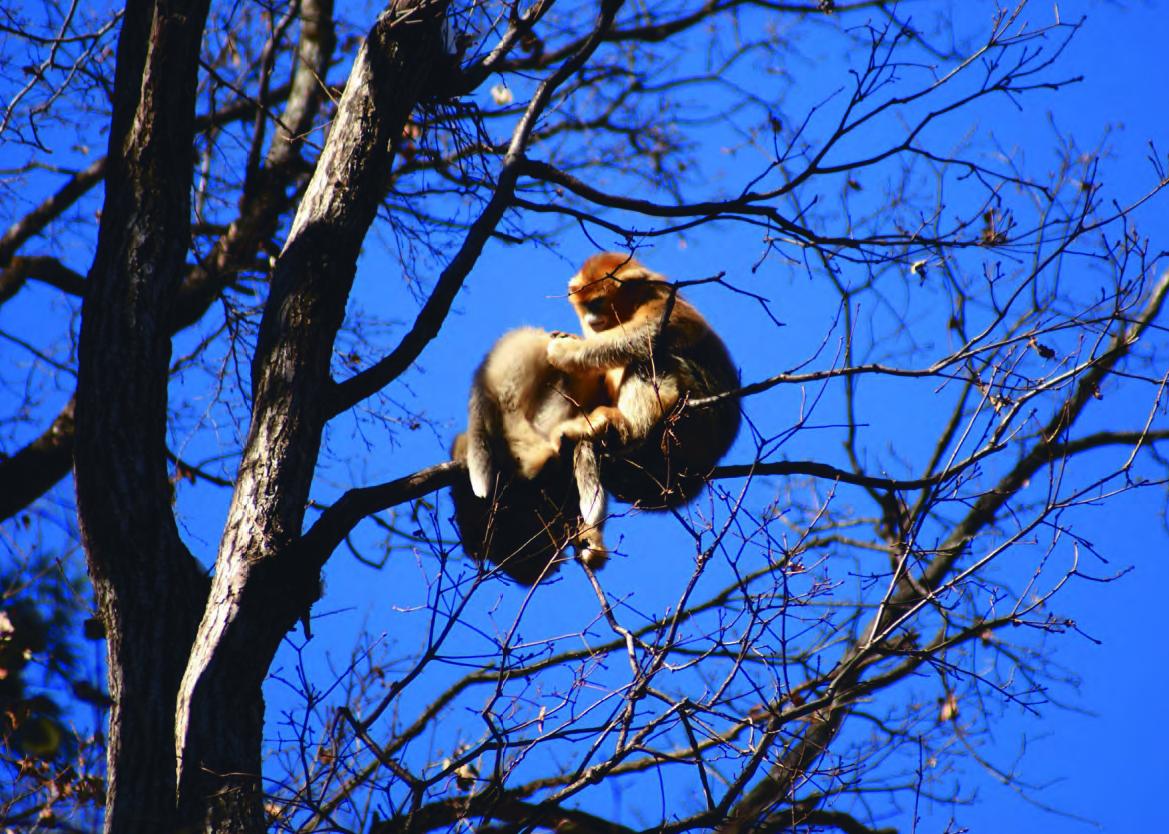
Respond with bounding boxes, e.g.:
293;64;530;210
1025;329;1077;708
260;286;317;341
567;253;666;334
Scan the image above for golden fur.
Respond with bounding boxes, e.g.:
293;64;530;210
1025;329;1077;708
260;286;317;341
546;253;741;508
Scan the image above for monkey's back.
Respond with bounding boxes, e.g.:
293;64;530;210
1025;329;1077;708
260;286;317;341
602;327;741;509
454;325;611;584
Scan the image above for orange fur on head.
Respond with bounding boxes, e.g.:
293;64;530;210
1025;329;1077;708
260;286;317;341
566;254;666;335
548;252;742;509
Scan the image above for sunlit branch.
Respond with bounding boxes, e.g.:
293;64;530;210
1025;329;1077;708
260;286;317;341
0;0;339;523
492;0;889;74
923;269;1169;588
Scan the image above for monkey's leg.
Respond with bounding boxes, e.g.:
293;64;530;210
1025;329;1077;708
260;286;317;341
502;413;560;479
572;440;609;570
615;375;675;441
552;405;626;445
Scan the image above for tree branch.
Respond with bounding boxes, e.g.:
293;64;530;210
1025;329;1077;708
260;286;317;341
924;268;1169;588
0;397;75;521
0;157;106;268
0;254;86;304
0;0;338;521
175;0;454;823
73;0;214;829
329;0;627;416
299;461;461;568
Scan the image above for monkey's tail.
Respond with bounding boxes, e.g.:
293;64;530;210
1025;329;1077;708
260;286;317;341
466;386;500;499
573;440;608;570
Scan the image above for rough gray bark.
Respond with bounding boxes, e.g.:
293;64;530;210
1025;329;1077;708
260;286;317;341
0;8;335;524
72;0;348;829
173;1;452;828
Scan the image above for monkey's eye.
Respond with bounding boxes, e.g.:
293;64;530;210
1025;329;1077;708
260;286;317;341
583;298;609;314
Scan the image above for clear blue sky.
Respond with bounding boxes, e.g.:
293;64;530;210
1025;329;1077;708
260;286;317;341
302;3;1169;830
2;0;1166;830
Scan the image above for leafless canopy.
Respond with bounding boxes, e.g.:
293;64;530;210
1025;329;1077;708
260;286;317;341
0;0;1166;832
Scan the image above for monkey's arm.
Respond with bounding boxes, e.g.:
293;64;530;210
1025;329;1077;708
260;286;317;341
546;320;657;372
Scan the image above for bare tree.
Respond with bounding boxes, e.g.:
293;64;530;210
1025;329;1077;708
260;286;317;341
1;0;1166;832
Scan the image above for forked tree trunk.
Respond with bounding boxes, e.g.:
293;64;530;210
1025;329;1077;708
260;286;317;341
75;0;451;830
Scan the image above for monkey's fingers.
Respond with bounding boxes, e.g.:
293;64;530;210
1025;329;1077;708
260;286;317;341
553;415;601;443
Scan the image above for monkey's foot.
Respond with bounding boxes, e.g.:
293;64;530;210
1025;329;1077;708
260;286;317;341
577;537;609;572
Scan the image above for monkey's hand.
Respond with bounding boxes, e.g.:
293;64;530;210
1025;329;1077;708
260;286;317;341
548;330;580;341
550;418;585;447
578;539;608;571
546;336;582;371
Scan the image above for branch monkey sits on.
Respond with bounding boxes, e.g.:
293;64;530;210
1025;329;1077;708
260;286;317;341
546;252;741;511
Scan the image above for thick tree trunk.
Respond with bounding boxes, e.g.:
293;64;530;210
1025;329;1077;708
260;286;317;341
174;1;451;829
73;0;211;832
74;0;449;827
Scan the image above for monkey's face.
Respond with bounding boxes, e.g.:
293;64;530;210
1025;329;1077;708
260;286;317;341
569;278;621;333
568;253;670;335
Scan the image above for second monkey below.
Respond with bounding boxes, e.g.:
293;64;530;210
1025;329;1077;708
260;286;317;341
451;327;610;584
